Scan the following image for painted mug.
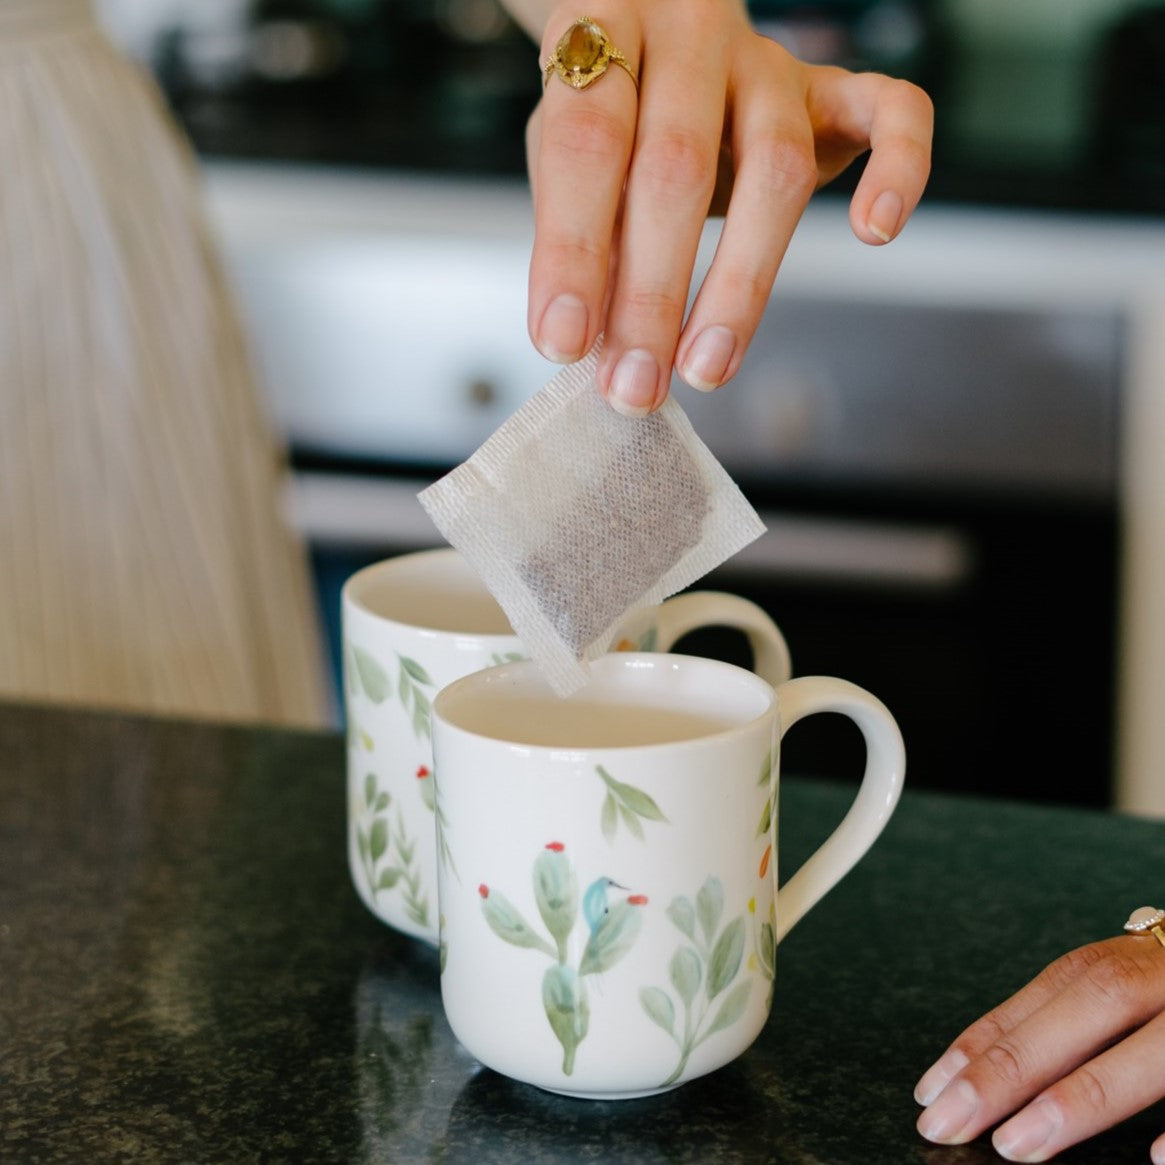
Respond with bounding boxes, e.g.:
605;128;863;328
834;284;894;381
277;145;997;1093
342;548;792;945
431;653;905;1098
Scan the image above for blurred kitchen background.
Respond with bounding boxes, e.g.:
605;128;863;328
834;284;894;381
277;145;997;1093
94;0;1165;813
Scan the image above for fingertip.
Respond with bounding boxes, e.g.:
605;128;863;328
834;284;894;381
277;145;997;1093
914;1047;969;1107
679;325;736;392
603;348;664;417
1152;1133;1165;1165
535;293;590;363
863;189;904;245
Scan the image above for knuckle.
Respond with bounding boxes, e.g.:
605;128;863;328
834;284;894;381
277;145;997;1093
1080;948;1156;1008
1037;942;1110;992
545;106;628;165
981;1038;1033;1089
635;128;717;197
620;284;688;325
969;1013;1009;1050
750;136;818;198
1051;1064;1114;1118
707;262;777;314
539;233;604;265
882;75;934;121
1076;1066;1114;1114
900;79;936;123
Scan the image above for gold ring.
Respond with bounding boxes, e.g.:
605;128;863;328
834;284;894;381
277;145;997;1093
542;16;638;92
1124;905;1165;949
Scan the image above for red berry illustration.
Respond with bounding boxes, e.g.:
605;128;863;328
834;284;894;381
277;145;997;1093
545;841;565;852
416;765;430;779
627;894;648;906
478;884;489;899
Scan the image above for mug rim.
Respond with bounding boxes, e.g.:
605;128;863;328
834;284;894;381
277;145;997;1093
432;652;777;754
341;546;459;610
342;547;517;638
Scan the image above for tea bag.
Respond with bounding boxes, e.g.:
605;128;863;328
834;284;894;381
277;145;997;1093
418;341;765;694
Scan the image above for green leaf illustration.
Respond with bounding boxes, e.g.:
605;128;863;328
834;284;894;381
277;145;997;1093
394;655;437;742
543;964;590;1076
640;986;676;1037
756;748;777;836
369;817;389;863
480;889;556;957
356;827;369;864
594;765;668;842
374;791;390;813
758;920;776;979
345;646;359;697
417;770;436;812
618;803;645;840
364;772;376;808
651;882;757;1088
399;655;434;686
579;899;644;976
352;646;390;703
666;896;696;941
533;848;578;953
600;792;618;842
696;876;725;947
669;946;702;1006
706;916;746;1000
377;867;403;891
757;747;777;786
597;766;667;822
704;978;752;1039
411;688;432;742
756;799;771;838
489;651;527;665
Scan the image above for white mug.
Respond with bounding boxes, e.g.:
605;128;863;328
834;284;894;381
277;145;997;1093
432;653;905;1098
342;548;792;945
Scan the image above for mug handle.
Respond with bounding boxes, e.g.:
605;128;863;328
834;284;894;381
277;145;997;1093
653;592;793;688
771;675;906;944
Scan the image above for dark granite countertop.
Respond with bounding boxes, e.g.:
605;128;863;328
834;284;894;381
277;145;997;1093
3;700;1164;1163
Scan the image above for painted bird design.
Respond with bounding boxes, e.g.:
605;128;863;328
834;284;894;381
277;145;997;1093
582;876;627;933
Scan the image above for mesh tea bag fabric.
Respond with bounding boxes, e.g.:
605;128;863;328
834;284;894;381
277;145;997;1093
418;343;765;694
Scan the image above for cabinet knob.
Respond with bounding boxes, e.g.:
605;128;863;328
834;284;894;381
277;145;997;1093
466;378;498;408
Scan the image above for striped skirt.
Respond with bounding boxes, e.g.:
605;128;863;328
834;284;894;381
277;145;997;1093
0;0;330;725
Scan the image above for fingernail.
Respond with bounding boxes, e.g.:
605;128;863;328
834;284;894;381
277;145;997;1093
681;325;736;391
993;1098;1062;1162
917;1078;979;1144
914;1048;969;1106
1151;1135;1165;1165
537;294;588;363
607;349;659;417
867;190;903;243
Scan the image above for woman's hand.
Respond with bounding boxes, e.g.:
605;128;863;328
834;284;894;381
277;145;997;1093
510;0;932;415
915;932;1165;1162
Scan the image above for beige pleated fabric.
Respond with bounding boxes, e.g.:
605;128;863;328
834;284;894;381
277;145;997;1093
0;0;330;726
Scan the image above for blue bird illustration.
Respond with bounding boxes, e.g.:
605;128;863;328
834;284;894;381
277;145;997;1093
582;877;627;932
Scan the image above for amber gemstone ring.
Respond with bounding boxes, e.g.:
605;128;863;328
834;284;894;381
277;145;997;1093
542;16;638;92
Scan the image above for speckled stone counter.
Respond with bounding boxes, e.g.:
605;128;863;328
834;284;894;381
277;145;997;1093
3;700;1165;1164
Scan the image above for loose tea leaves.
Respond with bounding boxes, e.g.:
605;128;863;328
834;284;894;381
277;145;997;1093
418;341;764;694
